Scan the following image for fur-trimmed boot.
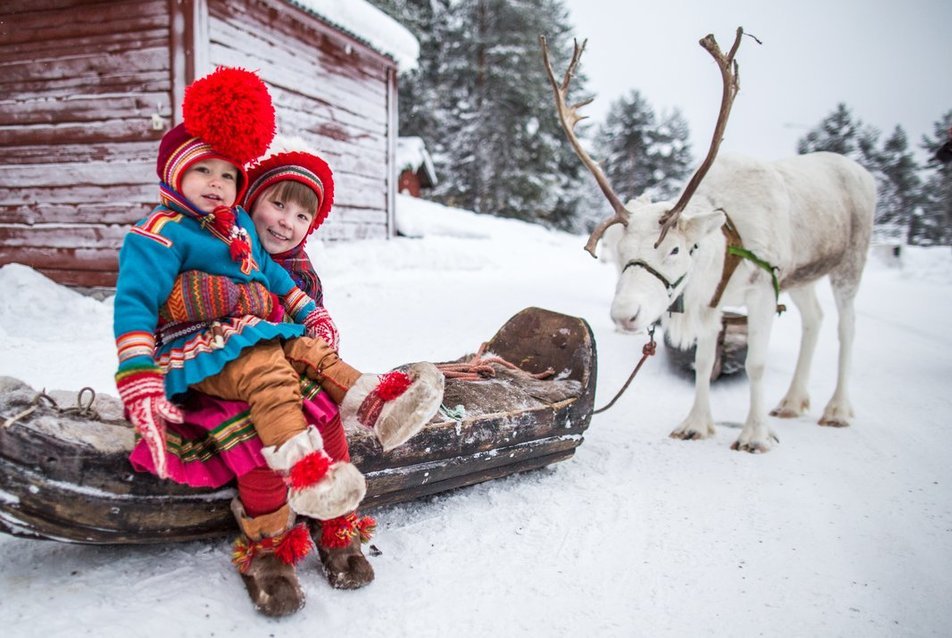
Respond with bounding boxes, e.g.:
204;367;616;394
261;426;366;520
313;513;377;589
231;499;312;617
285;338;445;450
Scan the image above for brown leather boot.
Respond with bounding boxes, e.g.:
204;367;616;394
231;499;312;617
313;513;376;590
283;337;361;404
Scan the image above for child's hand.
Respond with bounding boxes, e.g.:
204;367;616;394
304;306;340;351
116;369;184;479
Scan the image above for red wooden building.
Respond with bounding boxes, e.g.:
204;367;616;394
0;0;417;288
396;135;437;198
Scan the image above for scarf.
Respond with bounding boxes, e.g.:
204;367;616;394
271;242;324;306
159;182;252;270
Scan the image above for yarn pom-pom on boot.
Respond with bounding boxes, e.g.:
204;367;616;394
261;426;366;520
339;363;444;451
231;500;311;618
313;513;376;589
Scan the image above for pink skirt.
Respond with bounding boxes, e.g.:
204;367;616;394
130;387;348;488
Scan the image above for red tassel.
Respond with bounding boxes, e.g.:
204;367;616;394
319;513;376;548
210;205;235;235
229;237;250;262
376;371;412;401
274;524;314;565
319;513;357;549
288;451;331;489
356;515;377;543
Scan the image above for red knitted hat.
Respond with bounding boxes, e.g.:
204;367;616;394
156;67;276;204
244;151;335;235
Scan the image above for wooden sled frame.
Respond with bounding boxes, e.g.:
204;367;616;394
0;307;596;544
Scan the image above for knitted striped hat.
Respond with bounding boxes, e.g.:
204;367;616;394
156;67;276;204
244;151;335;235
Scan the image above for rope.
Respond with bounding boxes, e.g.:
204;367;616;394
2;387;100;429
592;324;657;415
436;343;555;381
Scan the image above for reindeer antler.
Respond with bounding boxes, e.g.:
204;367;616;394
655;27;746;248
540;35;629;258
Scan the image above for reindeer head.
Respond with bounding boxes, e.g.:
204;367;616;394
540;29;745;333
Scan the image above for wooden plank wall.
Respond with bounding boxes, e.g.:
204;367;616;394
206;0;395;240
0;0;172;287
0;0;397;288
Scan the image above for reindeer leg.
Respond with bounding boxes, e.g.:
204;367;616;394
733;289;779;453
670;326;719;441
819;281;857;427
771;284;821;418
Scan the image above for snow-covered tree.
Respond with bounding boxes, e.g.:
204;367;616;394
914;111;952;246
797;104;930;244
865;126;923;242
370;0;592;231
594;91;692;203
797;103;863;157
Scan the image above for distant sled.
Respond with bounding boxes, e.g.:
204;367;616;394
0;307;596;545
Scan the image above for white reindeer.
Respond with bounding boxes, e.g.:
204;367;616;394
541;30;875;452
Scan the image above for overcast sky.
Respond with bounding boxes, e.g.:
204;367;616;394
559;0;951;162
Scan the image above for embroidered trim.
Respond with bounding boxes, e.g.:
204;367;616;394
116;331;156;363
283;287;311;321
318;513;376;549
232;523;313;574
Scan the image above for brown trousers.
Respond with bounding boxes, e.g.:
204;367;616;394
193;337;361;448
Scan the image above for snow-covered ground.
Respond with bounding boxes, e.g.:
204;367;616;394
1;194;950;637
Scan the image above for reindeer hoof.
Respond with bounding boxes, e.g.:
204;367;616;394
770;398;809;419
730;436;777;453
818;417;850;428
669;427;713;441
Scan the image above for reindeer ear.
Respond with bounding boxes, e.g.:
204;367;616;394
680;209;726;245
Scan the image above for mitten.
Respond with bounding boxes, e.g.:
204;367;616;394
116;366;183;479
261;427;365;520
303;306;340;351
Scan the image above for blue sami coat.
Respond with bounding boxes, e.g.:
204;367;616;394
113;202;316;399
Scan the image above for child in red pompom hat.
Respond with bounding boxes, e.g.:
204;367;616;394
116;70;444;616
135;142;443;596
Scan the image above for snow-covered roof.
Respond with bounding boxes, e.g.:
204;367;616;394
284;0;419;72
396;136;438;186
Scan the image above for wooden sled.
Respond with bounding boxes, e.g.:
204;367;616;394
663;310;748;380
0;307;596;545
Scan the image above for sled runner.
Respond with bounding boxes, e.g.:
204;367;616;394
0;307;596;545
663;311;749;380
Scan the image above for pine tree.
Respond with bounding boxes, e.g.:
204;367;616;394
797;103;863;157
915;111;952;246
369;0;592;230
366;0;453;149
594;91;692;203
870;126;922;242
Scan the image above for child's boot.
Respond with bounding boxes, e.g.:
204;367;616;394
231;499;312;617
313;513;376;589
261;426;366;520
285;338;445;450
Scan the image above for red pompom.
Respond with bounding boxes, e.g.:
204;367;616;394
376;371;412;401
288;451;331;489
183;67;275;165
210;205;235;235
356;515;377;543
319;514;355;549
229;237;250;262
274;524;314;566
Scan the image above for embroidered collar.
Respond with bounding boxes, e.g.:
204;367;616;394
159;182;254;272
